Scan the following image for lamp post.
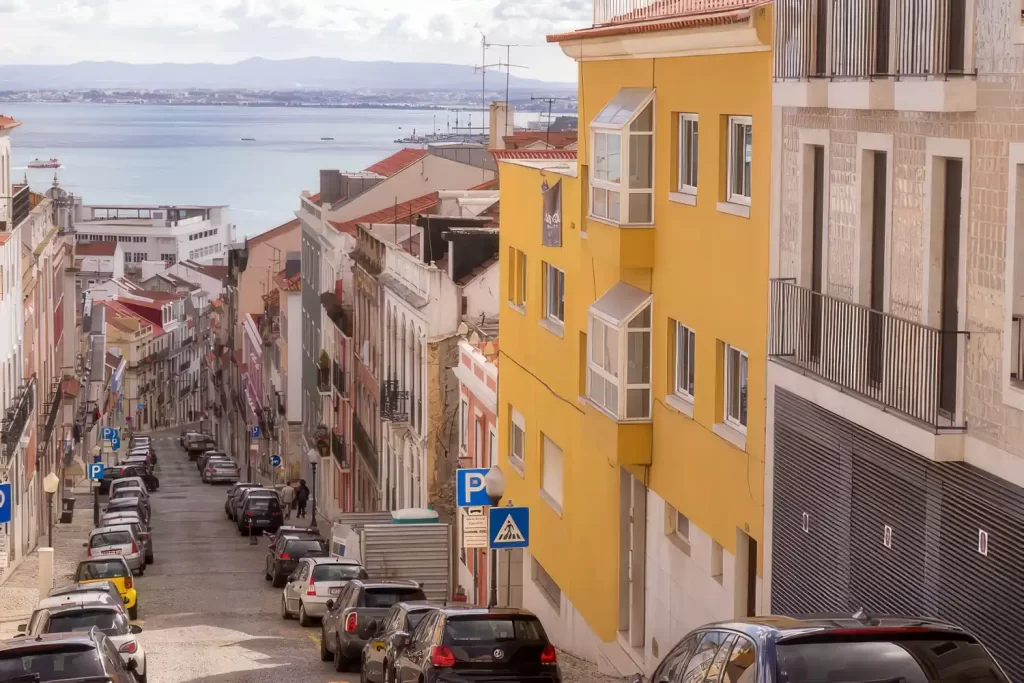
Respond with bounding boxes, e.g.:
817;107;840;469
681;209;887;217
484;465;506;608
43;473;59;548
91;445;102;527
306;448;320;529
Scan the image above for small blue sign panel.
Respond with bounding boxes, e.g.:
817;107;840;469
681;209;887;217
137;403;144;411
101;427;115;441
87;463;105;480
251;425;261;439
489;506;530;550
456;468;491;508
270;455;282;468
111;435;121;452
0;483;11;524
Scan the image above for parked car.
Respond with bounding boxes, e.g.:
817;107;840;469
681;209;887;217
99;463;157;494
267;525;321;552
180;429;198;447
109;477;152;499
282;557;367;625
265;535;328;587
18;593;128;635
234;488;280;523
629;613;1011;683
98;517;154;565
21;602;148;682
74;556;139;619
197;450;230;473
225;482;262;519
184;433;217;458
104;497;150;529
200;456;236;482
0;631;139;683
87;526;145;575
359;601;434;683
321;579;428;672
237;493;284;537
109;486;151;515
49;580;124;606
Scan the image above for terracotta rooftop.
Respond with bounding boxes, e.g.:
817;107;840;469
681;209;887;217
180;260;230;280
491;149;578;161
502;131;578;149
248;217;300;247
468;178;499;191
365;148;429;177
0;116;21;131
138;290;184;301
547;6;753;42
75;242;119;256
329;191;439;236
457;256;498;286
274;268;302;292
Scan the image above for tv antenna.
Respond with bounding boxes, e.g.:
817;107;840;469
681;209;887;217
530;95;575;146
475;35;529;140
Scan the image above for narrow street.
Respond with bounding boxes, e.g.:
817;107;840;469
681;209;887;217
135;427;357;683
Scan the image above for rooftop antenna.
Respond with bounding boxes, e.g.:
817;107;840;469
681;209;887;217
481;40;529;140
530;95;575;146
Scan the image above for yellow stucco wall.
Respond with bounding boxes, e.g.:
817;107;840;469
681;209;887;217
498;6;772;643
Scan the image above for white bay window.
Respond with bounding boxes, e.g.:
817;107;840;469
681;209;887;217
587;282;653;420
590;88;654;225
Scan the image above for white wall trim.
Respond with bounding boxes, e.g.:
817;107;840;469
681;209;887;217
853;132;895;309
1003;143;1024;413
797;128;831;290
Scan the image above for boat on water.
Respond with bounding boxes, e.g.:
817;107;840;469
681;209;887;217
28;158;61;169
241;137;256;141
321;137;334;141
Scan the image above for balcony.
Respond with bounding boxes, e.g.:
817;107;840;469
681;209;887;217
768;279;968;432
381;379;409;423
317;362;332;395
774;0;974;112
2;376;35;462
593;0;757;25
320;291;354;337
352;417;378;474
7;184;31;231
36;379;62;460
331;432;348;470
333;360;346;396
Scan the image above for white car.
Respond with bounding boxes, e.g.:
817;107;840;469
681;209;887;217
88;525;145;574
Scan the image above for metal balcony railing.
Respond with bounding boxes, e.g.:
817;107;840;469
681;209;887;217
593;0;757;25
353;417;378;474
332;360;346;395
10;185;30;230
331;432;348;469
36;379;62;461
769;278;968;431
381;379;409;423
2;376;36;461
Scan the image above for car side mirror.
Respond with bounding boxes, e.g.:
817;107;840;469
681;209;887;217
130;624;143;634
325;599;334;610
16;624;26;633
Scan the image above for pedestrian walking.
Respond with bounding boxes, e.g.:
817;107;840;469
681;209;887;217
281;480;296;519
296;479;310;519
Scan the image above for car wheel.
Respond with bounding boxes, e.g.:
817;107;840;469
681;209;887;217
128;604;138;620
137;566;145;576
298;603;312;627
333;637;347;672
136;672;147;683
281;596;291;619
271;570;285;588
319;627;331;661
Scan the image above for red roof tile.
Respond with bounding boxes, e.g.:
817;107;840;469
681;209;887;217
547;7;752;42
490;149;578;160
328;191;439;236
365;148;429;177
248;218;300;247
75;242;119;256
502;131;578;149
468;178;499;191
274;268;302;292
137;290;184;301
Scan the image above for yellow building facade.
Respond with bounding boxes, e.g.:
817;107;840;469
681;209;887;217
497;2;773;675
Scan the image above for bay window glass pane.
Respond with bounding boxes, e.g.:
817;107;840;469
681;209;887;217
594;133;609;181
605;326;619;376
608;190;621;220
590;369;604;406
628;193;652;223
630;103;653;133
607;134;621;183
627;330;650;384
592;319;605;364
593;187;608;218
629;134;653;189
606;382;618;414
626;388;650;419
628;304;651;329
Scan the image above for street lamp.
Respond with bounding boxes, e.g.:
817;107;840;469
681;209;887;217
484;465;505;608
43;473;59;548
306;448;320;529
91;445;102;527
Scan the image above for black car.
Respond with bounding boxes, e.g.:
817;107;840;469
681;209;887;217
99;464;157;494
224;482;263;519
393;607;560;683
631;612;1010;683
267;525;320;552
234;488;279;522
184;433;217;458
361;601;434;683
237;494;283;536
0;629;139;682
266;535;327;586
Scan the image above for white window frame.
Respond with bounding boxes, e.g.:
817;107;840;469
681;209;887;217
542;262;565;325
727;116;753;206
590;92;655;226
540;434;564;514
587;300;653;421
673;321;695;401
459;397;469;452
678;113;699;195
509;408;526;471
723;344;748;432
665;503;691;555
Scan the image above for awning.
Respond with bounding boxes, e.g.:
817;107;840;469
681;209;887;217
589;281;652;326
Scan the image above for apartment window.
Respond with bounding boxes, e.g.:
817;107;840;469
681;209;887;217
508;247;527;309
532;557;562;612
590;88;655;225
509;408;525;471
711;539;724;583
678;114;699;194
724;344;748;430
671;320;696;400
542;262;564;325
587;283;652;420
664;503;691;555
541;435;563;513
727;116;753;205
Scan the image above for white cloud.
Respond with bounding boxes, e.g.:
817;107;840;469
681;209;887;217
0;0;585;81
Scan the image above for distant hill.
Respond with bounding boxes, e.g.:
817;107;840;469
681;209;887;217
0;57;575;92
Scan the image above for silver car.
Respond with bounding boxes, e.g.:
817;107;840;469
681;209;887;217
87;526;145;574
282;557;367;626
202;457;239;484
100;516;154;565
109;477;150;498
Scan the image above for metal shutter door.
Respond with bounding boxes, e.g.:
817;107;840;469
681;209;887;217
771;389;851;614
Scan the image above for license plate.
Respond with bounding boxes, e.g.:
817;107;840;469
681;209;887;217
330;587;341;595
255;520;269;525
102;549;122;555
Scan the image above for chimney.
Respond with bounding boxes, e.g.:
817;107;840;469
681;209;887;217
319;170;343;205
489;101;510;150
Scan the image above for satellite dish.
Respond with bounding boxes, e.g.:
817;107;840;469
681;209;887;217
457;322;469;337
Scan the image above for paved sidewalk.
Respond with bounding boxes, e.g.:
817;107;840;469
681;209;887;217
0;482;97;628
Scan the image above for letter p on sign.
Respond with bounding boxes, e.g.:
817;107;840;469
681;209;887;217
456;468;491;507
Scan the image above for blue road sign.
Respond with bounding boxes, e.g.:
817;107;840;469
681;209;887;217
101;427;115;441
0;483;11;524
489;506;529;550
87;463;105;480
251;425;260;439
137;403;144;411
456;468;491;507
111;435;121;451
270;455;282;468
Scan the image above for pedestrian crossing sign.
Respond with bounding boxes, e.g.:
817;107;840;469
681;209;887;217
488;506;530;549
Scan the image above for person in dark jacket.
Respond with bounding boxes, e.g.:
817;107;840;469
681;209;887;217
296;479;310;518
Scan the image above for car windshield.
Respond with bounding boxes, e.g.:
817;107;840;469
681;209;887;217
46;610;120;636
362;587;426;608
776;637;1009;683
248;499;274;511
284;539;327;558
312;564;365;582
0;647;105;682
443;617;545;644
77;560;127;580
90;531;131;547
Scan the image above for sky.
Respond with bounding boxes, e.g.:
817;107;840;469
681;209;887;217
0;0;587;83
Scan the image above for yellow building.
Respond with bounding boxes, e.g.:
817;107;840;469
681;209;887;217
496;1;772;675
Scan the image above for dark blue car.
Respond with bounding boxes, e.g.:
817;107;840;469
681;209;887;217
632;611;1009;683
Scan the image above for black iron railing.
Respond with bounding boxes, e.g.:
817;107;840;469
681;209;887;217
36;379;62;460
333;360;346;395
11;185;30;230
769;278;969;431
332;432;347;469
381;379;409;423
317;363;331;394
2;376;35;461
353;417;378;473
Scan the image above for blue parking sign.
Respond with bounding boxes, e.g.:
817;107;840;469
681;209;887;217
87;463;105;480
101;427;115;441
251;425;260;439
456;468;491;507
0;483;11;524
111;435;121;451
